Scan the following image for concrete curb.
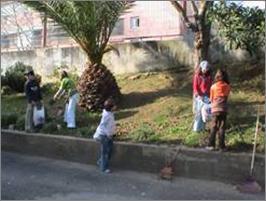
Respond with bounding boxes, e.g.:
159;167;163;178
1;129;265;186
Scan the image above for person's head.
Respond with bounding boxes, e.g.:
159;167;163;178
104;98;116;112
199;60;210;74
60;70;68;80
214;69;230;84
24;70;35;80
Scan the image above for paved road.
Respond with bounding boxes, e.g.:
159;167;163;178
1;151;265;200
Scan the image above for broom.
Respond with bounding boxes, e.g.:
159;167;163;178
237;105;262;193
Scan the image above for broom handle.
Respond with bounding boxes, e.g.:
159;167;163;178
250;106;260;176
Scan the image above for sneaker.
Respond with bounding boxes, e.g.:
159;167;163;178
104;169;111;174
205;146;215;151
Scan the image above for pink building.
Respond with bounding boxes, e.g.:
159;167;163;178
1;1;193;51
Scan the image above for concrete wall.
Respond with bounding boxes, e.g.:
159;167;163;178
2;130;265;187
1;37;259;79
1;39;195;77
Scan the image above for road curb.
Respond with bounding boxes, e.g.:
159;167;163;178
1;129;265;186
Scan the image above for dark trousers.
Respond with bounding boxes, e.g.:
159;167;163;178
208;112;227;149
99;135;113;171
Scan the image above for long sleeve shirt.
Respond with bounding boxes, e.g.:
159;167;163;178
93;109;116;139
24;79;42;103
193;72;212;97
210;81;231;113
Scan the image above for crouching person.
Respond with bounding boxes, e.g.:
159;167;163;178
93;98;116;173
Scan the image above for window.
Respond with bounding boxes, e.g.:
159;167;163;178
1;35;10;48
130;16;140;29
111;18;124;36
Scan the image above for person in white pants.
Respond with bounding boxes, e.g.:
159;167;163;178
54;71;79;128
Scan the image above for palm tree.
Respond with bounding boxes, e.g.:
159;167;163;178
24;1;131;111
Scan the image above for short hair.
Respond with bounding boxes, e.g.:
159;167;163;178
104;98;115;111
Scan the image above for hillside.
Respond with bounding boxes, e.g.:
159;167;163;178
2;68;265;152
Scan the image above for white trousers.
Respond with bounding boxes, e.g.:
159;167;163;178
193;96;205;132
64;93;79;128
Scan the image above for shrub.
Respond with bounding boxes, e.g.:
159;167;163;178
1;75;8;87
4;62;29;92
3;62;41;93
40;122;58;134
15;115;25;130
1;113;18;128
130;123;156;142
1;86;14;95
76;126;96;138
41;82;58;94
184;133;201;147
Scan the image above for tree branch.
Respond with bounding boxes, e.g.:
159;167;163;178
170;1;190;24
191;1;198;16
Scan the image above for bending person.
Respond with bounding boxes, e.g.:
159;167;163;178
53;71;79;128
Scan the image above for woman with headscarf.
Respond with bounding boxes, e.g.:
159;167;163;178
192;60;212;132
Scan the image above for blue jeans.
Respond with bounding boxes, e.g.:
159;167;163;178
98;135;113;171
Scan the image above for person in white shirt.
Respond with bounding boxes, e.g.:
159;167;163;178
93;98;116;173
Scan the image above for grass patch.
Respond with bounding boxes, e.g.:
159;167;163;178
1;70;264;153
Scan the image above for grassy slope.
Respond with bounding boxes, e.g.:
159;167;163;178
1;69;265;152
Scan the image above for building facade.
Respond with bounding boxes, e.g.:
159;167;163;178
1;1;200;75
1;1;193;52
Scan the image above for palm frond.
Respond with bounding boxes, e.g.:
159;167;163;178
23;0;132;64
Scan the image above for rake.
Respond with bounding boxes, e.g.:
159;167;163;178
236;105;262;193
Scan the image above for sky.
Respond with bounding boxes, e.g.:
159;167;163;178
238;1;265;9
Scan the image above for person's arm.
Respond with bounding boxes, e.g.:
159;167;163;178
53;79;66;100
193;74;201;97
54;88;66;100
210;85;214;103
25;82;33;104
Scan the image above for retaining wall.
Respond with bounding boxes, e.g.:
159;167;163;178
1;129;265;186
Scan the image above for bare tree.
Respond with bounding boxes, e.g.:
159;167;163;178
171;1;214;68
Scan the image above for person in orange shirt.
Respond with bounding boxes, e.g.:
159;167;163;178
206;69;230;151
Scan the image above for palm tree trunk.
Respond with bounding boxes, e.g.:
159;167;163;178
77;62;121;111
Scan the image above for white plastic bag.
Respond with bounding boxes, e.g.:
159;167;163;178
33;105;45;126
201;103;211;123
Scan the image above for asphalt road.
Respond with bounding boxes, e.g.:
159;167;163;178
1;151;265;200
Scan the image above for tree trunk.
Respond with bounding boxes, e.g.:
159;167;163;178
77;63;121;111
193;24;211;69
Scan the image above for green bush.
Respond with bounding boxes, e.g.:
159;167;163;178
41;82;58;94
130;123;156;142
1;113;18;128
40;122;59;134
184;133;201;147
1;86;14;95
76;126;96;138
15;115;25;130
4;62;29;92
1;75;8;87
3;62;41;93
